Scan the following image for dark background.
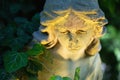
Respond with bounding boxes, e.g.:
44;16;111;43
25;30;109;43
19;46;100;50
0;0;120;80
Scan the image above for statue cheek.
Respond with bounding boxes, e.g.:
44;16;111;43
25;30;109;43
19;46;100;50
77;35;92;45
57;32;69;40
57;34;69;44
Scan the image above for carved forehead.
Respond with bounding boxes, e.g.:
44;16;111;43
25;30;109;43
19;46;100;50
54;12;95;31
64;12;85;29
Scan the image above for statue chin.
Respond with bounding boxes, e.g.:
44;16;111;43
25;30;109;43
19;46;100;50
68;45;81;50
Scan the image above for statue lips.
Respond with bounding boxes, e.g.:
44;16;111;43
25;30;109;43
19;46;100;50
67;40;81;50
68;44;81;50
68;47;81;50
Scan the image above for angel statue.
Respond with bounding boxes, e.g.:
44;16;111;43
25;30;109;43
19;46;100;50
33;0;108;80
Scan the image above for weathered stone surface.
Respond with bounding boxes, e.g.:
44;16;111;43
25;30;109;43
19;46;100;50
32;0;108;80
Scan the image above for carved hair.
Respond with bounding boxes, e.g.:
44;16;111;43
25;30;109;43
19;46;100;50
39;0;108;55
40;10;107;46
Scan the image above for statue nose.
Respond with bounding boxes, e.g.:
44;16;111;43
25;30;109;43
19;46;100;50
69;38;79;46
68;32;79;46
69;34;78;43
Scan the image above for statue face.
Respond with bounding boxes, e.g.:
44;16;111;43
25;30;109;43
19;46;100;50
52;13;96;51
40;10;107;51
55;26;95;51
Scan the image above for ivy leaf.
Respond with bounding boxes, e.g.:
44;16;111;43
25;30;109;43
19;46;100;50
9;37;25;50
0;69;12;80
74;67;80;80
9;35;31;50
16;28;26;37
49;75;63;80
3;51;28;73
0;69;17;80
26;60;42;75
63;77;72;80
26;44;45;56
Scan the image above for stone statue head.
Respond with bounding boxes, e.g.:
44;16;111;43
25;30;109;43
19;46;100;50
34;0;108;56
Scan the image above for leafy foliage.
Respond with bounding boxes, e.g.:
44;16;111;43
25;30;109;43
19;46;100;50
1;43;47;79
0;69;13;80
99;0;120;27
3;51;28;73
0;0;44;79
100;25;120;80
74;67;80;80
49;76;63;80
98;0;120;80
49;67;80;80
26;60;42;75
26;44;45;56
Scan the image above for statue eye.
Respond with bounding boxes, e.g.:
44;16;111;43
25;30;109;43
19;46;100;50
76;30;86;34
61;30;70;34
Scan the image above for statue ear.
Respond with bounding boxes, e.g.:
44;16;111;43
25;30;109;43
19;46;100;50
85;39;101;56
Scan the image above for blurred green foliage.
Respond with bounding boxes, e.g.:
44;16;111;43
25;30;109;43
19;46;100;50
49;67;80;80
49;76;72;80
100;25;120;80
0;0;45;79
99;0;120;28
0;0;120;80
99;0;120;80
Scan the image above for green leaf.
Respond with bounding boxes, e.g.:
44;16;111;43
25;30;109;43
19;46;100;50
9;38;24;50
16;28;26;37
3;26;15;37
26;44;45;56
74;67;80;80
0;69;12;80
63;77;72;80
3;51;28;73
0;69;17;80
26;60;42;75
49;75;63;80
